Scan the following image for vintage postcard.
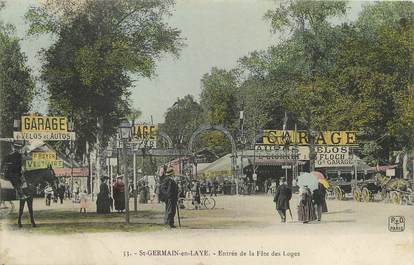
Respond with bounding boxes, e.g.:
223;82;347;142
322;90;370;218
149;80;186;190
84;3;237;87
0;1;413;265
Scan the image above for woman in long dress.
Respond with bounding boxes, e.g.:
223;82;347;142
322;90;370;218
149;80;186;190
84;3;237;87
97;177;111;214
113;177;125;212
298;186;317;223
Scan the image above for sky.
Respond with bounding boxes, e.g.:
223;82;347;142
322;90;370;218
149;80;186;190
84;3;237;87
1;0;365;124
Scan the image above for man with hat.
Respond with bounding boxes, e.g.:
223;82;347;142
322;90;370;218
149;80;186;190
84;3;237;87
273;177;292;223
1;142;27;199
160;167;179;228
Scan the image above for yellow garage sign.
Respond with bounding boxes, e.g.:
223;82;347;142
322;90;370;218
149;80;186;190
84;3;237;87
32;152;57;161
263;130;357;145
132;124;158;140
21;115;68;132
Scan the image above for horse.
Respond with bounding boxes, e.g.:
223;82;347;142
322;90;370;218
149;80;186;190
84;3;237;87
18;167;58;227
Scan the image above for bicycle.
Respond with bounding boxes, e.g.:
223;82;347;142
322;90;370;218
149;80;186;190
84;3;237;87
200;194;216;209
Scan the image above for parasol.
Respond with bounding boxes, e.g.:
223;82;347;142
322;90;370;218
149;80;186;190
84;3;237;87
310;171;325;180
297;172;319;191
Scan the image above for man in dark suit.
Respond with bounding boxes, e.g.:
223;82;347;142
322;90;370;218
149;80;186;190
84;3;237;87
273;177;292;223
161;168;179;228
1;143;27;199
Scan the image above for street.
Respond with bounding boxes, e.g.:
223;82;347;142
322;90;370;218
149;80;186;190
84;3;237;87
1;194;413;265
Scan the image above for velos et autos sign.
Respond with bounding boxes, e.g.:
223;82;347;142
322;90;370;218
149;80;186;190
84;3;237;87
314;146;354;168
13;115;75;141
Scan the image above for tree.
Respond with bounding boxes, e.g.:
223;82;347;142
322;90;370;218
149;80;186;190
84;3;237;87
161;95;202;149
200;67;240;130
0;2;35;160
244;1;347;170
25;0;184;158
329;1;414;163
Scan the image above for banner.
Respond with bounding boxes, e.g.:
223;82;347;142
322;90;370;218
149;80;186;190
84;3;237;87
32;152;57;161
262;130;357;145
21;115;68;132
25;160;64;170
254;145;309;160
314;146;354;168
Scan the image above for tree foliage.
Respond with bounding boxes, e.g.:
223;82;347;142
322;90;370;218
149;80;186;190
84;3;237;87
161;95;202;149
193;1;413;164
25;0;183;157
0;3;35;159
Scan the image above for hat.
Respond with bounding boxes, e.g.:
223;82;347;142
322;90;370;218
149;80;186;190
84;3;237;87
12;141;24;148
165;168;174;176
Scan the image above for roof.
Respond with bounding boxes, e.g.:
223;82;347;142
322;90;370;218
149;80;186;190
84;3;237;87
251;158;306;166
197;153;250;177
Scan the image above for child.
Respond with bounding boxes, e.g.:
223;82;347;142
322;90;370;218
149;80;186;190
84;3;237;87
79;190;88;213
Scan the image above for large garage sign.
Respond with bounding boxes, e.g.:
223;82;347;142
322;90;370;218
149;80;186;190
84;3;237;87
13;115;75;141
263;130;357;145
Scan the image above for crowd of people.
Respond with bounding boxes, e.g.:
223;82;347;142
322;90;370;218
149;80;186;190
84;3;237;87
273;177;328;224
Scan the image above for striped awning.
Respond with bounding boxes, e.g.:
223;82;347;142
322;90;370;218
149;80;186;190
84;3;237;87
53;167;89;177
250;158;306;166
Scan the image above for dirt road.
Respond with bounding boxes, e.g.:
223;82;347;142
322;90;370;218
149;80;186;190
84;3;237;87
1;194;413;265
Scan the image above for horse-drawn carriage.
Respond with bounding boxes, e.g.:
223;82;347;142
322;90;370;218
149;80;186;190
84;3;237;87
329;174;414;205
0;178;17;217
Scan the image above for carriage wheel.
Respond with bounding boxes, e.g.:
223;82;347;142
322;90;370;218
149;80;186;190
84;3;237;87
203;197;216;209
362;188;371;202
334;186;343;200
0;201;14;217
408;191;414;205
390;191;401;205
353;188;361;202
378;190;387;202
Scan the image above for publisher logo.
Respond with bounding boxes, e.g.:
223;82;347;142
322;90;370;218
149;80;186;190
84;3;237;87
388;216;405;232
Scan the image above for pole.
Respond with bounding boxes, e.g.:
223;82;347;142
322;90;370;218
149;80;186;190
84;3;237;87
70;140;74;200
109;158;113;200
176;203;181;228
133;151;137;212
122;139;130;224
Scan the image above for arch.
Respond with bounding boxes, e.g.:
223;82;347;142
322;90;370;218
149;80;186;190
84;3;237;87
188;124;236;155
158;131;173;149
250;129;265;149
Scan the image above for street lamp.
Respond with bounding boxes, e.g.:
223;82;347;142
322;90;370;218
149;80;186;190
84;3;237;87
118;119;132;224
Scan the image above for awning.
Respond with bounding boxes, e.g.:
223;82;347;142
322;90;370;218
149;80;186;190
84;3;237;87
250;158;306;166
53;167;89;177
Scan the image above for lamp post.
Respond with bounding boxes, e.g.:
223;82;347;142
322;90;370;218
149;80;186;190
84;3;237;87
67;119;75;199
118;119;132;224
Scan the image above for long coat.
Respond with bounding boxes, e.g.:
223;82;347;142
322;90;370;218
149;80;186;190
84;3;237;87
113;182;125;211
96;183;111;214
313;183;328;212
274;184;292;210
298;187;317;222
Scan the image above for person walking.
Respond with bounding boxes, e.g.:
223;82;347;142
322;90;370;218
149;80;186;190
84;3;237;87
113;176;125;212
44;184;53;206
312;183;327;221
298;186;316;223
319;182;328;213
273;177;292;223
79;190;88;213
97;177;111;214
57;183;65;204
192;181;201;210
160;168;179;228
